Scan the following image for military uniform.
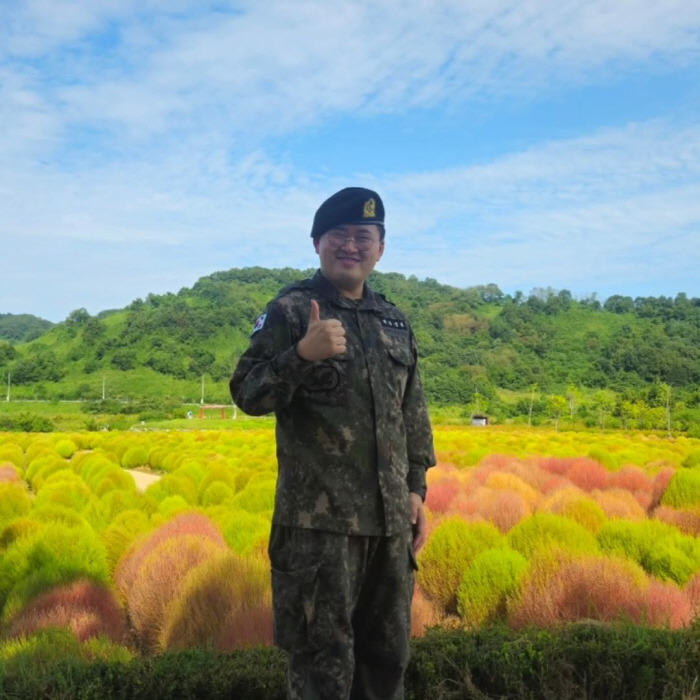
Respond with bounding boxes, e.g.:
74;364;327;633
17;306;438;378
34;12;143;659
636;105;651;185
230;189;435;700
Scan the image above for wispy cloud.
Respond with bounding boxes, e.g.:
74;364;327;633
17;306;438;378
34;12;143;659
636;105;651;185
1;1;699;319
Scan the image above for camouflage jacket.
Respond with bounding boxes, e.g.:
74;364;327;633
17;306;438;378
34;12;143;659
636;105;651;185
230;270;436;536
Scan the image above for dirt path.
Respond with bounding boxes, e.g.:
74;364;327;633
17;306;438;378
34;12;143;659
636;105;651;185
125;469;162;492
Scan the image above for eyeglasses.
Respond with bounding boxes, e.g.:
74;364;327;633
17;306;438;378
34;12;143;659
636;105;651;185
323;230;378;251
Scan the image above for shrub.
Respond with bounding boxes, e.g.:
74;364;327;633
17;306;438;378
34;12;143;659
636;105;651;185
121;446;149;469
484;473;539;509
509;553;650;629
410;587;441;637
55;439;77;459
567;457;610;491
25;455;67;491
0;463;21;483
220;511;270;555
476;490;530;533
0;522;109;623
160;550;272;652
127;536;226;651
232;479;276;514
424;480;459;514
597;520;700;585
661;470;700;509
33;470;94;512
417;518;502;614
456;548;528;626
4;579;129;644
0;628;132;676
0;518;40;551
591;488;647;520
653;505;700;537
0;483;32;527
103;509;151;573
508;513;598;559
201;481;235;507
681;450;700;470
115;513;226;599
641;579;693;628
652;467;676;508
538;488;607;533
0;443;24;469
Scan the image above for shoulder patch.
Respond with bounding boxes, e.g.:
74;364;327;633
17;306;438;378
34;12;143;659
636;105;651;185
251;312;268;336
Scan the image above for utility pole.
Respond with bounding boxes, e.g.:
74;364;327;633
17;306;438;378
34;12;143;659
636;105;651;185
102;375;106;400
6;372;10;402
200;374;205;405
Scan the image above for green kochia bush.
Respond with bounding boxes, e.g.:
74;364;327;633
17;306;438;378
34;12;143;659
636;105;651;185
0;522;109;623
0;483;32;527
508;512;598;559
417;518;503;614
597;520;700;585
662;469;700;508
456;548;529;626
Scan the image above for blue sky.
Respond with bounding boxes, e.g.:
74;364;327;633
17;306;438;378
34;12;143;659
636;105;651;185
1;0;699;322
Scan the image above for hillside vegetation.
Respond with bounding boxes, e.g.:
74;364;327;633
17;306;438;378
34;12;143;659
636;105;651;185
1;268;699;430
0;313;53;344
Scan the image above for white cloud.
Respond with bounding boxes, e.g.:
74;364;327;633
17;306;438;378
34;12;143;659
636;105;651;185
1;1;699;319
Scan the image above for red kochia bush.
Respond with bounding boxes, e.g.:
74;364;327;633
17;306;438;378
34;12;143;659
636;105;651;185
643;579;693;629
654;505;700;537
425;479;460;514
0;464;20;483
5;579;129;644
510;554;647;629
127;536;226;652
651;468;676;509
565;458;609;492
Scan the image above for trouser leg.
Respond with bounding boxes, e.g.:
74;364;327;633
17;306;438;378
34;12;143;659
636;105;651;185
350;529;415;700
269;526;358;700
268;526;415;700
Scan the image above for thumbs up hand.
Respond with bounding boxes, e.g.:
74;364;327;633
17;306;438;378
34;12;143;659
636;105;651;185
296;300;347;361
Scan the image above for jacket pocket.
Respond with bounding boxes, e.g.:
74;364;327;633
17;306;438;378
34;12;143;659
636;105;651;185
270;563;321;651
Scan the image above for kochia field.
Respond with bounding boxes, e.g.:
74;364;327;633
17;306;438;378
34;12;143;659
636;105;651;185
2;426;700;664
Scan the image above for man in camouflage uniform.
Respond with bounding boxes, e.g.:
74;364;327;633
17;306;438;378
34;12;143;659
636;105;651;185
230;187;435;700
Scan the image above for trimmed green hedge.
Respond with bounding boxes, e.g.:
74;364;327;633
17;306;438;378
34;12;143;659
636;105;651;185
3;625;700;700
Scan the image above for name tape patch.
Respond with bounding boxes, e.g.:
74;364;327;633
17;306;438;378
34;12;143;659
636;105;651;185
380;317;408;332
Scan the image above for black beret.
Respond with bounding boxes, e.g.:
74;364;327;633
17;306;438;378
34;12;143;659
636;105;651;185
310;187;385;238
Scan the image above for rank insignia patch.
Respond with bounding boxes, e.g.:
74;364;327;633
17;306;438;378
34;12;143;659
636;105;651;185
380;317;408;332
363;198;376;218
251;313;267;335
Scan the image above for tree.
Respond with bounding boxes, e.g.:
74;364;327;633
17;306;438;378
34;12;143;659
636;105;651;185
565;384;581;420
547;395;568;431
527;384;539;427
592;390;615;429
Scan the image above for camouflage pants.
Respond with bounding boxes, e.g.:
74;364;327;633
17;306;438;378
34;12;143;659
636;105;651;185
268;525;417;700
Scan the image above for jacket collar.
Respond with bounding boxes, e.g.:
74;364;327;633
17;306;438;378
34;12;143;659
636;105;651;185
310;270;382;311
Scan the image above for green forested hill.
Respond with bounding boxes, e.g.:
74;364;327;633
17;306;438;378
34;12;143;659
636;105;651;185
1;268;699;429
0;313;53;344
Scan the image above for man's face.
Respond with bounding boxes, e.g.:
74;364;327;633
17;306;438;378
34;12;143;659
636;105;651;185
313;223;385;297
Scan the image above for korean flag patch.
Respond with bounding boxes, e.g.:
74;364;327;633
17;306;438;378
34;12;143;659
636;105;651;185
251;312;267;336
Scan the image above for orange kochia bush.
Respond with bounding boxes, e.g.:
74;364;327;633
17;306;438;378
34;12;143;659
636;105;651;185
115;512;228;651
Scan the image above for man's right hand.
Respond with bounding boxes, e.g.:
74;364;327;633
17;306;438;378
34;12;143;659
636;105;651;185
296;300;346;361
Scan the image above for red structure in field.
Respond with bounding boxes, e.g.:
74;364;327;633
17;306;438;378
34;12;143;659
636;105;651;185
198;404;229;419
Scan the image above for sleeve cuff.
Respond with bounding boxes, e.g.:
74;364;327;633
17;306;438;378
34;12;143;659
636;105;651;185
271;344;316;383
407;466;427;501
